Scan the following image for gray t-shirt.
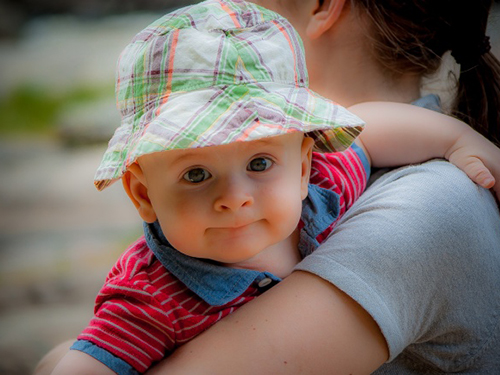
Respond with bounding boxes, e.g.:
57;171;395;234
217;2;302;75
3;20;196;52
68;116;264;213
295;96;500;373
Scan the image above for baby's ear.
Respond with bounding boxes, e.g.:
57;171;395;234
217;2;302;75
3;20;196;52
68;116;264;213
300;136;315;200
122;164;157;223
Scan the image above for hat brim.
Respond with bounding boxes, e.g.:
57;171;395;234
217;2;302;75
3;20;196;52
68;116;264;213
94;82;364;190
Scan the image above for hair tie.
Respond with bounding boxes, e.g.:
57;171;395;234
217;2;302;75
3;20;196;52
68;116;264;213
452;35;491;68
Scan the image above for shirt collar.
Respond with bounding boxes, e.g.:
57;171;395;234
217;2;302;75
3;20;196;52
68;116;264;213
413;94;442;112
299;184;340;256
144;183;340;306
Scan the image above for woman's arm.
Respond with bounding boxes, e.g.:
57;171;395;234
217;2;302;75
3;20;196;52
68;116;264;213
147;271;388;375
34;340;73;375
35;270;388;375
51;350;116;375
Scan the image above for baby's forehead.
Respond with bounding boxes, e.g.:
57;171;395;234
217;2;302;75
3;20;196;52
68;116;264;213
138;132;304;164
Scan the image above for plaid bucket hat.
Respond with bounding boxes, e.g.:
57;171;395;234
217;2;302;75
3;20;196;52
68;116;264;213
94;0;364;190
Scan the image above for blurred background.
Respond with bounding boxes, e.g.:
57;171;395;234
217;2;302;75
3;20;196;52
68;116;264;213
0;0;499;374
0;1;195;374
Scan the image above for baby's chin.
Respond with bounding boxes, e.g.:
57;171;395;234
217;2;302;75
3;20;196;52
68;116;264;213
173;243;268;266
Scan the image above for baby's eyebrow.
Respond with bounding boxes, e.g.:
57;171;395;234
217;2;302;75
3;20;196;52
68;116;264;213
166;146;221;168
168;151;204;166
250;138;276;146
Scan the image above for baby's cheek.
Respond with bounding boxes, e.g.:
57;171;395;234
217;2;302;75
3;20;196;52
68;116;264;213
162;225;200;258
157;210;191;244
160;210;209;252
270;191;303;231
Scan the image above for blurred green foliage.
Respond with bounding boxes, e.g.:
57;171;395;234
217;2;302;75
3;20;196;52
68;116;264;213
0;84;113;135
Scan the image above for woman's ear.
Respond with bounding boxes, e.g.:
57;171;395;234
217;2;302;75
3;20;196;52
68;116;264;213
300;136;315;200
306;0;347;39
122;163;158;223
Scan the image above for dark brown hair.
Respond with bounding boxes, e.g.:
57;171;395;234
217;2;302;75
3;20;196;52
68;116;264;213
353;0;500;145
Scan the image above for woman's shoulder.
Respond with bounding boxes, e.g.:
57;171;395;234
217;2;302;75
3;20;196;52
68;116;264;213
298;159;500;371
369;159;497;216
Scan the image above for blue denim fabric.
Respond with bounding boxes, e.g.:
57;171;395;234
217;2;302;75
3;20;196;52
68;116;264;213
71;341;139;375
412;94;441;112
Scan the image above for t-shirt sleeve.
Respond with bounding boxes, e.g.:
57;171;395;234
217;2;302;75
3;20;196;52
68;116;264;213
74;290;175;374
71;241;176;374
296;160;500;364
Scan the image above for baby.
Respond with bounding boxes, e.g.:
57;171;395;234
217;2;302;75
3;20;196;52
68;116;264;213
51;1;497;374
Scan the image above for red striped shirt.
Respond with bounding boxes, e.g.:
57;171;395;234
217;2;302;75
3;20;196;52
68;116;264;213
310;147;368;243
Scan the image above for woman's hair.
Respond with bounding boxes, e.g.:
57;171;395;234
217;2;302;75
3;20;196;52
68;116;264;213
353;0;500;145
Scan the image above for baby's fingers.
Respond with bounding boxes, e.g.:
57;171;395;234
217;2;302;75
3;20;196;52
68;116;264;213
457;157;495;189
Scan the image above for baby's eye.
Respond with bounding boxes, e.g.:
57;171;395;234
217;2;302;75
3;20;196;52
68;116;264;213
183;168;212;183
247;157;273;172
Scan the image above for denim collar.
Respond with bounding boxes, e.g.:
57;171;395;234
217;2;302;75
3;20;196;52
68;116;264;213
413;94;441;113
144;183;339;306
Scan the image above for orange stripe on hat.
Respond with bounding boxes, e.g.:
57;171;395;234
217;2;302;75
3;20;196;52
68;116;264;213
115;52;124;109
237;120;289;142
124;29;181;171
155;28;180;116
272;20;298;86
219;0;242;27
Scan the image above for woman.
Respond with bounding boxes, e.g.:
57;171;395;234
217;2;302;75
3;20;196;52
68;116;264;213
36;0;500;374
147;0;500;373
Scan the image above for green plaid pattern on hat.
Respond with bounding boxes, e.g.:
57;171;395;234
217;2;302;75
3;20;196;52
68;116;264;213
94;0;364;190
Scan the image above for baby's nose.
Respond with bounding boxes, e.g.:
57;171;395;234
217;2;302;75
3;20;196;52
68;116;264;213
213;179;254;212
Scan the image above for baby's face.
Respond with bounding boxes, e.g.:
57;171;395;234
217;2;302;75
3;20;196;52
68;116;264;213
136;132;312;264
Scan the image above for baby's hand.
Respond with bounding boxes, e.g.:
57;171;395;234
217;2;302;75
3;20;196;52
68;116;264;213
445;129;499;199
